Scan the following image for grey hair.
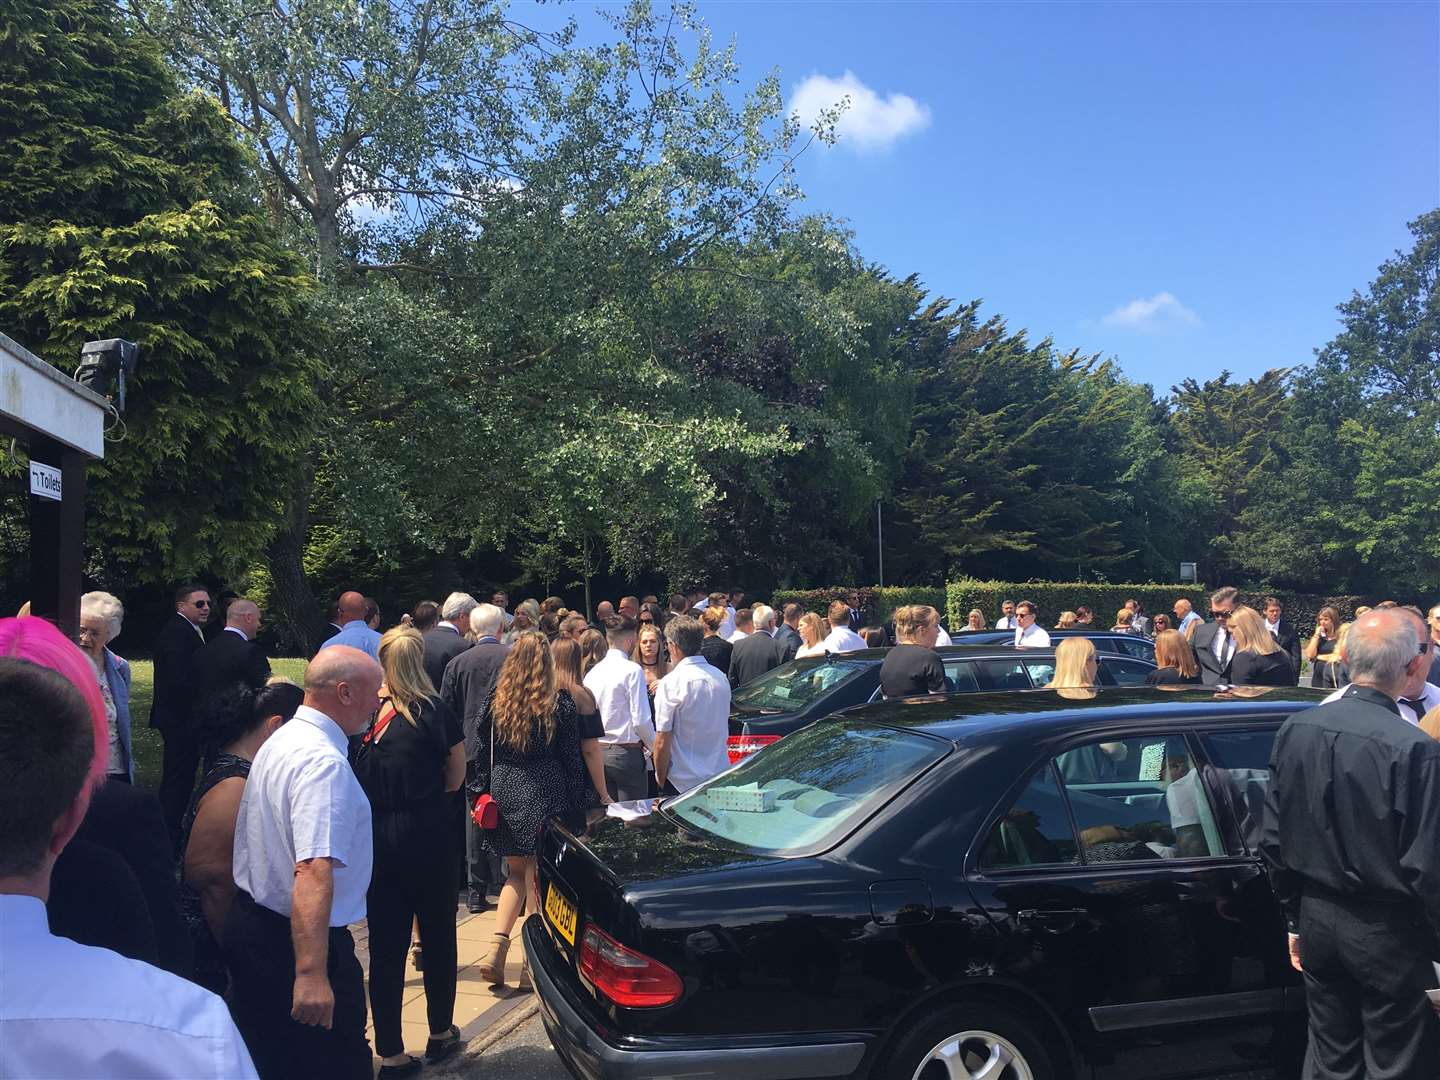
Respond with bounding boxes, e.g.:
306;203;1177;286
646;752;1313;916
664;614;703;658
80;591;124;640
469;603;505;638
750;604;775;631
1345;610;1419;692
440;591;478;622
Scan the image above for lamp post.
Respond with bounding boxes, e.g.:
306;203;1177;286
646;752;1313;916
876;499;884;588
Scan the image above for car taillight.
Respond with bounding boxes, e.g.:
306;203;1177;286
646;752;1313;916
726;734;780;762
578;923;683;1008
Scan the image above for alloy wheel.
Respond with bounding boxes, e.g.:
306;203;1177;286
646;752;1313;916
910;1029;1034;1080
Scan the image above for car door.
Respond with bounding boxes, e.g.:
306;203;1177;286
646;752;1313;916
1098;656;1157;686
966;729;1290;1080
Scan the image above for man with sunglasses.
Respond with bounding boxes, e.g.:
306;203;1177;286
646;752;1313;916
1190;586;1239;685
151;581;212;850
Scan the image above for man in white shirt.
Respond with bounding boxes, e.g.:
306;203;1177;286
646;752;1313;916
0;630;257;1079
1012;601;1051;648
1320;607;1440;725
1174;597;1202;639
582;616;656;801
823;600;868;653
225;645;382;1080
994;599;1018;630
653;616;732;795
729;606;752;642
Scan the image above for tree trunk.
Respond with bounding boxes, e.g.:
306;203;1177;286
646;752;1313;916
265;456;324;655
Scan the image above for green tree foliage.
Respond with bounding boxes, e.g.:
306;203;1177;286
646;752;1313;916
0;0;317;585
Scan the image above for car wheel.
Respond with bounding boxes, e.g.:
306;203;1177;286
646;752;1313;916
883;1003;1058;1080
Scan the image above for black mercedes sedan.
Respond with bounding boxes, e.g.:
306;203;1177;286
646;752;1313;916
528;686;1328;1080
727;640;1157;761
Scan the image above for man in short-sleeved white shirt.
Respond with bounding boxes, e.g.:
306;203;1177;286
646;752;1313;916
822;600;868;653
1012;601;1051;648
653;615;732;795
0;641;258;1080
583;616;657;801
226;646;381;1080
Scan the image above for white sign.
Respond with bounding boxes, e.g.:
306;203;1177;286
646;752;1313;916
28;460;62;501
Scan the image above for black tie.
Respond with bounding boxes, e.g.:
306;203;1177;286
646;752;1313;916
1400;697;1426;720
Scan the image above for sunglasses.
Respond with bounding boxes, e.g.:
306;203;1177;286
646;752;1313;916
193;600;211;608
1211;610;1231;619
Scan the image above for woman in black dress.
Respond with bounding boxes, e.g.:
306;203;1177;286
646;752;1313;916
475;632;590;988
1227;606;1296;687
1145;630;1204;686
1304;606;1342;687
551;637;610;810
179;679;301;993
353;627;466;1076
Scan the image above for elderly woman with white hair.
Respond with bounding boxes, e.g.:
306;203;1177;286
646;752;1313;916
78;590;134;782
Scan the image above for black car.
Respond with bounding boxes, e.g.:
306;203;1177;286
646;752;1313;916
727;641;1158;761
951;629;1157;659
529;686;1329;1080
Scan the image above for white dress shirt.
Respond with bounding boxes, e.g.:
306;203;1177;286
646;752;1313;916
233;705;373;925
795;642;827;659
823;625;868;653
728;629;750;642
0;894;257;1078
995;616;1016;630
934;625;953;646
654;655;732;793
582;648;656;747
1322;682;1439;726
1211;625;1233;668
1014;623;1051;648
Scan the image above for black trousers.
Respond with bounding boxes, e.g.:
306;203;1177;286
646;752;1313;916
368;808;458;1058
602;743;647;801
222;890;371;1080
464;764;503;900
1298;892;1440;1080
157;728;201;852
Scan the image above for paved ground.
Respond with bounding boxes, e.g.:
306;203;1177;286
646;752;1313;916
450;1010;567;1080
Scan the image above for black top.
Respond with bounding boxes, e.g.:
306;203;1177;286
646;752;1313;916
728;632;783;689
1229;649;1295;687
178;752;251;990
1260;685;1440;933
441;639;511;760
352;696;463;812
879;645;946;699
422;626;472;691
700;635;732;676
1144;666;1203;686
149;613;205;732
193;630;271;731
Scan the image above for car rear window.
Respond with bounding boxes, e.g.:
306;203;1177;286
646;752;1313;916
664;719;948;855
730;658;873;712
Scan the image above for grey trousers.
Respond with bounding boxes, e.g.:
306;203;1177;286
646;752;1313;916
602;743;648;802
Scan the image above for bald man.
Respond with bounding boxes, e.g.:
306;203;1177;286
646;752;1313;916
225;646;382;1080
318;590;381;659
193;598;271;747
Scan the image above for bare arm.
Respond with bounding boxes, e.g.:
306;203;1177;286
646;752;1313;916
443;742;465;793
581;738;611;804
183;778;245;942
653;731;672;790
1303;629;1322;662
291;857;336;1028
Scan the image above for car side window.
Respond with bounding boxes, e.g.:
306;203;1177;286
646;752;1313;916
1099;657;1155;687
1197;728;1278;855
977;763;1078;870
1054;735;1226;862
1112;637;1155;660
972;659;1033;691
941;661;981;693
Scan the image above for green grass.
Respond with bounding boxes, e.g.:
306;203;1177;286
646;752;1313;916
126;657;309;791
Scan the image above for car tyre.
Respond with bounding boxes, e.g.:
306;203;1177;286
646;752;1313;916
882;1002;1058;1080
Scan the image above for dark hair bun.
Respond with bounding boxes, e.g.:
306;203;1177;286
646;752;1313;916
199;680;303;752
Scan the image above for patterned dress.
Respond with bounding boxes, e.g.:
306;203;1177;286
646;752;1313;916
177;753;250;993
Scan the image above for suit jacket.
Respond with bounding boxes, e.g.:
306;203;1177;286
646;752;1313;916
149;613;205;733
774;624;802;664
102;649;134;780
728;631;784;689
52;779;193;978
1190;621;1234;686
1230;649;1295;688
1269;618;1302;684
423;626;472;691
441;639;511;760
192;629;271;728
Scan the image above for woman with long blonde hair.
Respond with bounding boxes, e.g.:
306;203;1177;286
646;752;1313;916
631;622;669;705
1045;637;1098;699
794;612;827;658
551;636;610;808
352;627;467;1071
1227;606;1295;686
966;609;986;631
475;632;589;989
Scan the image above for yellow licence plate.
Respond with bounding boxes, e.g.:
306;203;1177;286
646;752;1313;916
545;883;578;947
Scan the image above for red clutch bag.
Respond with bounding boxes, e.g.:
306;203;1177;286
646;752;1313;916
471;792;499;830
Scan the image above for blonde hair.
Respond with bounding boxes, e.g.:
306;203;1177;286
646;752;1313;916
1229;606;1280;656
1113;608;1133;628
631;623;669;679
893;605;937;642
967;609;986;630
1046;637;1097;689
1153;630;1199;679
1056;611;1077;629
490;631;558;751
798;612;825;647
1420;705;1440;742
700;606;726;634
378;626;437;725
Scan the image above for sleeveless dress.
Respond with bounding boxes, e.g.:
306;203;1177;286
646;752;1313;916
177;752;250;993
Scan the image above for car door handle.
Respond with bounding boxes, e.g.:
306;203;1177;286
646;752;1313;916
1016;908;1087;930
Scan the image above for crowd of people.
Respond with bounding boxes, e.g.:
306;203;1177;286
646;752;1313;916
1;579;1437;1077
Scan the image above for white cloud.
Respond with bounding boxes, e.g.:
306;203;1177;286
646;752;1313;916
1101;292;1200;332
789;71;931;153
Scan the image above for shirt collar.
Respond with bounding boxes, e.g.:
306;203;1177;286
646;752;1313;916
438;621;459;633
224;626;249;641
606;647;628;661
340;620;371;633
0;894;48;936
178;611;205;630
1342;684;1402;717
292;704;350;752
475;635;499;644
675;654;705;669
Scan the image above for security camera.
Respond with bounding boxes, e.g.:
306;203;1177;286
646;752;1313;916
75;338;140;414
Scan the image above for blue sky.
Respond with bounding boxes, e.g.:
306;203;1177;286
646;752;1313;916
549;2;1438;391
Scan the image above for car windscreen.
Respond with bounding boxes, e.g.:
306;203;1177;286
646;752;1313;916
664;719;948;855
730;657;874;713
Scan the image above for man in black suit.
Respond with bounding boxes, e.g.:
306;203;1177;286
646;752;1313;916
774;602;803;664
1263;596;1302;685
192;599;271;731
728;604;784;688
152;581;211;849
423;591;476;689
1191;586;1239;686
439;603;510;912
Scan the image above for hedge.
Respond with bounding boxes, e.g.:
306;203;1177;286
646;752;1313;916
945;580;1207;631
769;586;947;626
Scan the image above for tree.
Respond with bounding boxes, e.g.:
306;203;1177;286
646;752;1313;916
0;0;317;587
